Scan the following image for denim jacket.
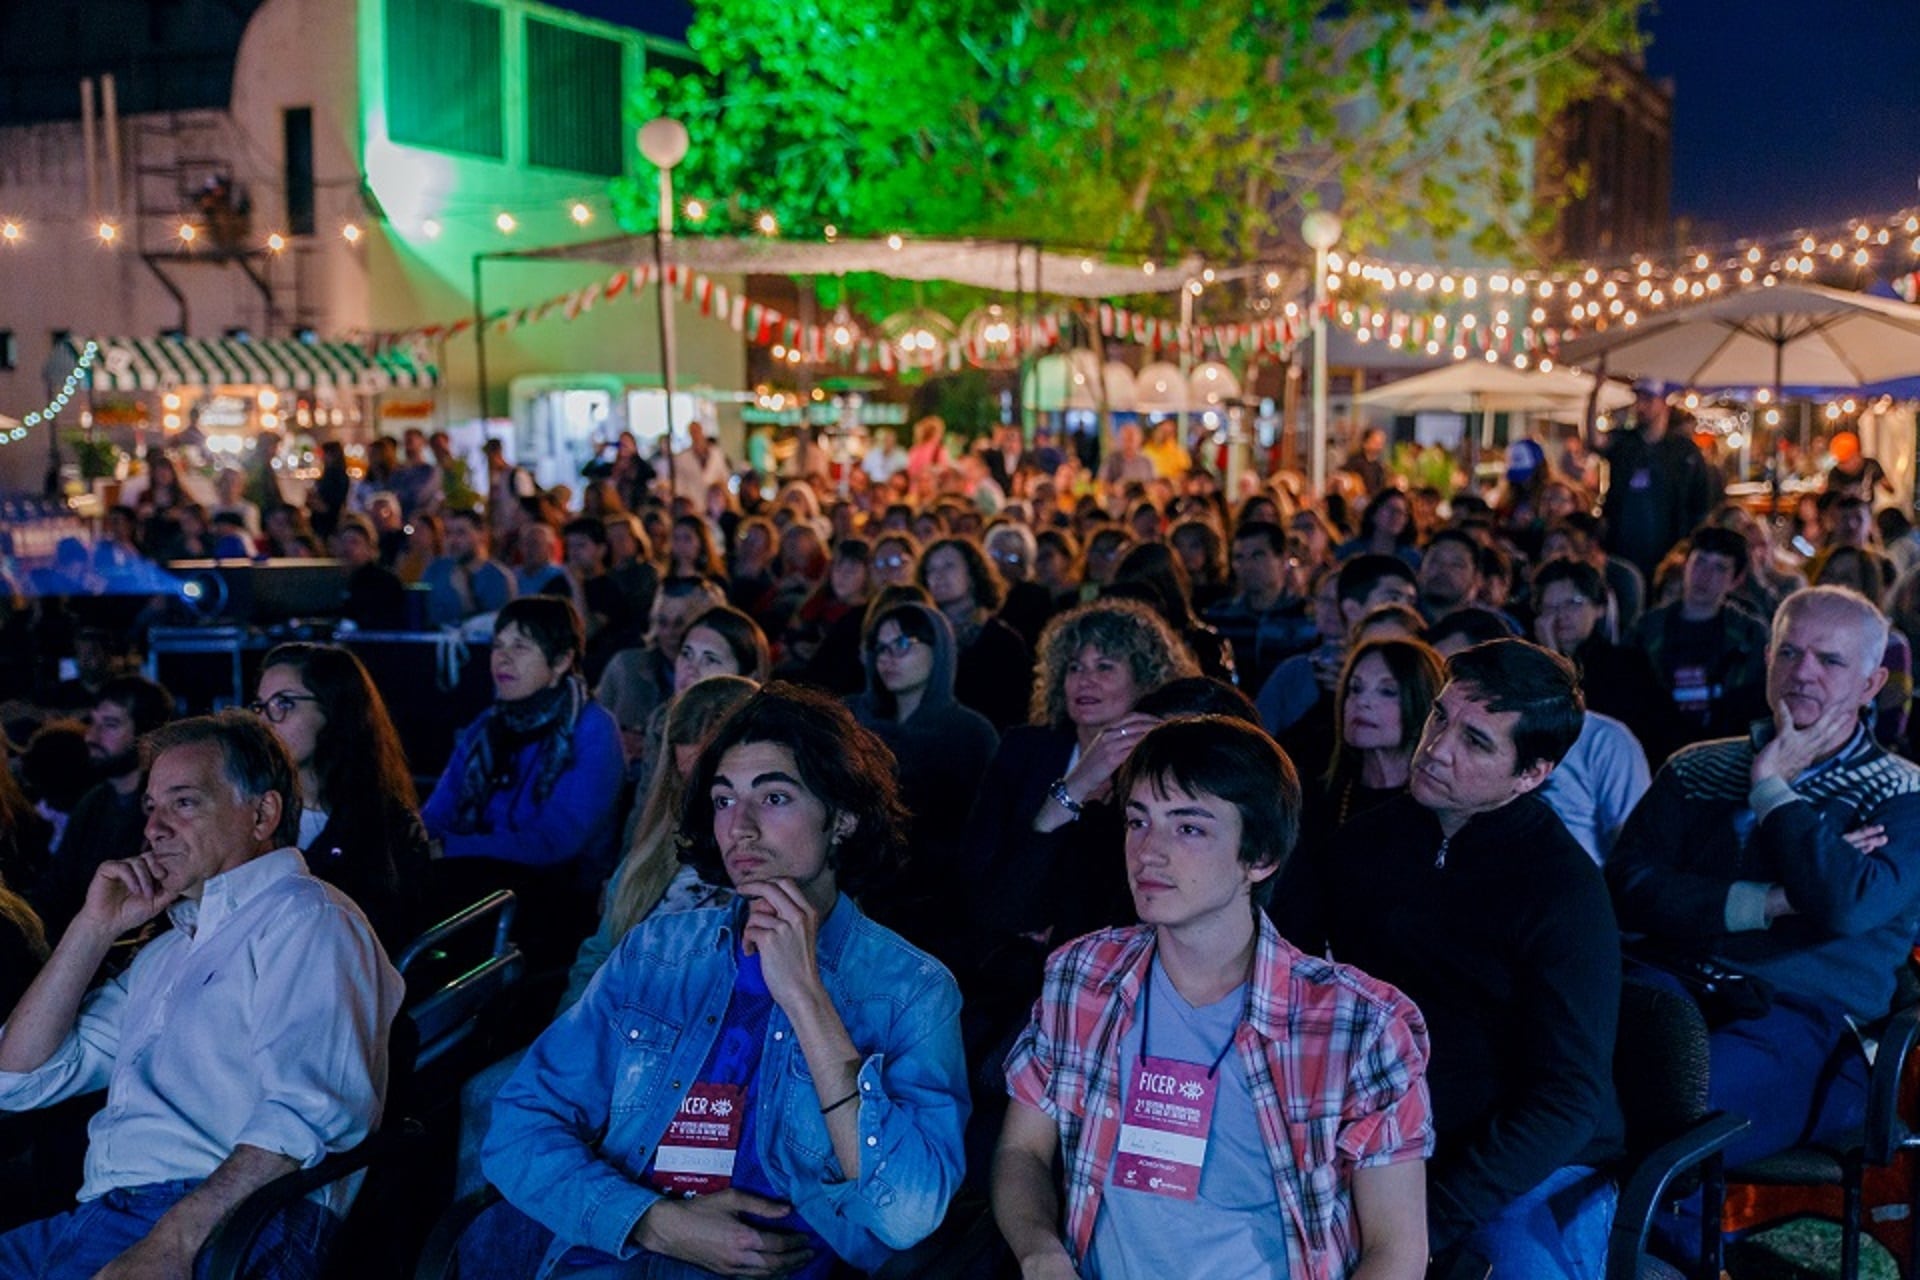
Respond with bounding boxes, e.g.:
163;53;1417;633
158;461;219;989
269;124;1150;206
483;894;969;1276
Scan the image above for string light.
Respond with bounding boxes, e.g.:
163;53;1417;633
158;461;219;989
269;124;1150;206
13;341;98;440
177;223;197;244
1;221;20;244
341;223;362;244
685;199;707;222
494;213;517;233
96;221;118;244
266;232;286;252
757;212;779;236
420;219;441;240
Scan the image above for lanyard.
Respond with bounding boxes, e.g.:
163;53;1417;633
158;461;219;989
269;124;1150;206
1138;955;1248;1081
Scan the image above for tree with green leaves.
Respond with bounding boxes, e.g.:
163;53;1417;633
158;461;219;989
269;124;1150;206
621;0;1643;271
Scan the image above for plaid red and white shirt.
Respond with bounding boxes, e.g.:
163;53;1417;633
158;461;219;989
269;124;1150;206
1005;915;1434;1278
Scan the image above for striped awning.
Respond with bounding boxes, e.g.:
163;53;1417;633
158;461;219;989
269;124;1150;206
78;336;437;393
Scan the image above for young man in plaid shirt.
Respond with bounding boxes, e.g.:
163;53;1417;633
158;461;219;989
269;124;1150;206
992;716;1433;1280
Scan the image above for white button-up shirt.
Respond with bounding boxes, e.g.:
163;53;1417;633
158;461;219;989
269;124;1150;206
0;848;404;1216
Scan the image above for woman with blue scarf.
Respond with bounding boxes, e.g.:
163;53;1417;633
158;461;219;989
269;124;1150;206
423;595;625;964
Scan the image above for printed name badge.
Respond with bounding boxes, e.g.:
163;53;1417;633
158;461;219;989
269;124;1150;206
1111;1055;1218;1201
650;1083;747;1196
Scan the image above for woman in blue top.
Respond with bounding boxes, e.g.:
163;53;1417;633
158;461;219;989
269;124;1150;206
422;595;625;963
484;683;969;1278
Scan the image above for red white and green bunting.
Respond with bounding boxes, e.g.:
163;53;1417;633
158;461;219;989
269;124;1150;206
367;266;1300;370
1096;303;1299;356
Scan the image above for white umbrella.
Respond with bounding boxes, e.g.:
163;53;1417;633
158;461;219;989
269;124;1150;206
1134;361;1191;414
1359;359;1633;474
1023;351;1138;412
1358;360;1634;415
1556;281;1920;395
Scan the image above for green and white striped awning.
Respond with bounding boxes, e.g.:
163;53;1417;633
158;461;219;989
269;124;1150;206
79;336;437;393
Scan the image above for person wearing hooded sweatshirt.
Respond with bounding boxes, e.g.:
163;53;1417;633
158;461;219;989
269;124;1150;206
848;602;999;964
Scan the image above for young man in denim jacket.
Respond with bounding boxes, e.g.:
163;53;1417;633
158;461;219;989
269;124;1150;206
484;685;968;1278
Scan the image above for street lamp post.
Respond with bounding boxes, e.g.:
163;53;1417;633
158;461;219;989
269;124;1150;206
639;118;690;500
1301;210;1342;497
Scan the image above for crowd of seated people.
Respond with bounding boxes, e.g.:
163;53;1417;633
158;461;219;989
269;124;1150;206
1;401;1919;1278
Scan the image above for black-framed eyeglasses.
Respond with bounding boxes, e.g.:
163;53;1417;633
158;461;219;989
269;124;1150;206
870;634;925;658
247;692;322;724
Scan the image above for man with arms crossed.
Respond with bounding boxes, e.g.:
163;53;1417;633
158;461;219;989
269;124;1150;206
0;712;403;1278
994;715;1432;1279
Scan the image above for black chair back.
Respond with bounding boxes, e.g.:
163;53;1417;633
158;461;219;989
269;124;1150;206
1615;978;1713;1154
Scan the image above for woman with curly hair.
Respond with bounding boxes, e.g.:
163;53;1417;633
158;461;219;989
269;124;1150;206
918;535;1032;729
958;598;1198;1039
253;642;433;950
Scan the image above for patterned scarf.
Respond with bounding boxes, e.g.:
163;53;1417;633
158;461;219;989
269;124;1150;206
453;675;586;833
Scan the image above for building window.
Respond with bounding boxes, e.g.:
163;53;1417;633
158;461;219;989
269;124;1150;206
386;0;504;158
0;331;15;371
284;107;315;236
526;19;623;176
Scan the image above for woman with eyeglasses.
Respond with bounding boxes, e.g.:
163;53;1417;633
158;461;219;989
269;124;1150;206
423;596;626;964
869;532;920;590
985;523;1057;649
251;642;432;951
849;603;999;962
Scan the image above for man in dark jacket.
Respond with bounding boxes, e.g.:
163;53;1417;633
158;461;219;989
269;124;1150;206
1596;385;1715;580
1610;587;1920;1180
32;676;173;940
1631;525;1769;749
1323;639;1622;1279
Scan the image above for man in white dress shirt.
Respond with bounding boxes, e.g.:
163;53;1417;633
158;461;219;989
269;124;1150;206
0;711;404;1278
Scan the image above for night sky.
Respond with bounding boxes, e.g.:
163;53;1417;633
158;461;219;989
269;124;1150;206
1641;0;1920;238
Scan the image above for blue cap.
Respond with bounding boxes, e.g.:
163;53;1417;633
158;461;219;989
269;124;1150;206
1505;439;1545;484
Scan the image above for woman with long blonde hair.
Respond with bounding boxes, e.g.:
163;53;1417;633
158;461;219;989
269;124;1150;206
568;675;760;995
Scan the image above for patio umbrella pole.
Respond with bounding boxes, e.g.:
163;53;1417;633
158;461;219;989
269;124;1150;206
1770;337;1784;519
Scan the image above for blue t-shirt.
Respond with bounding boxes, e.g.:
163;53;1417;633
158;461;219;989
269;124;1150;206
554;949;833;1278
1087;957;1291;1280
